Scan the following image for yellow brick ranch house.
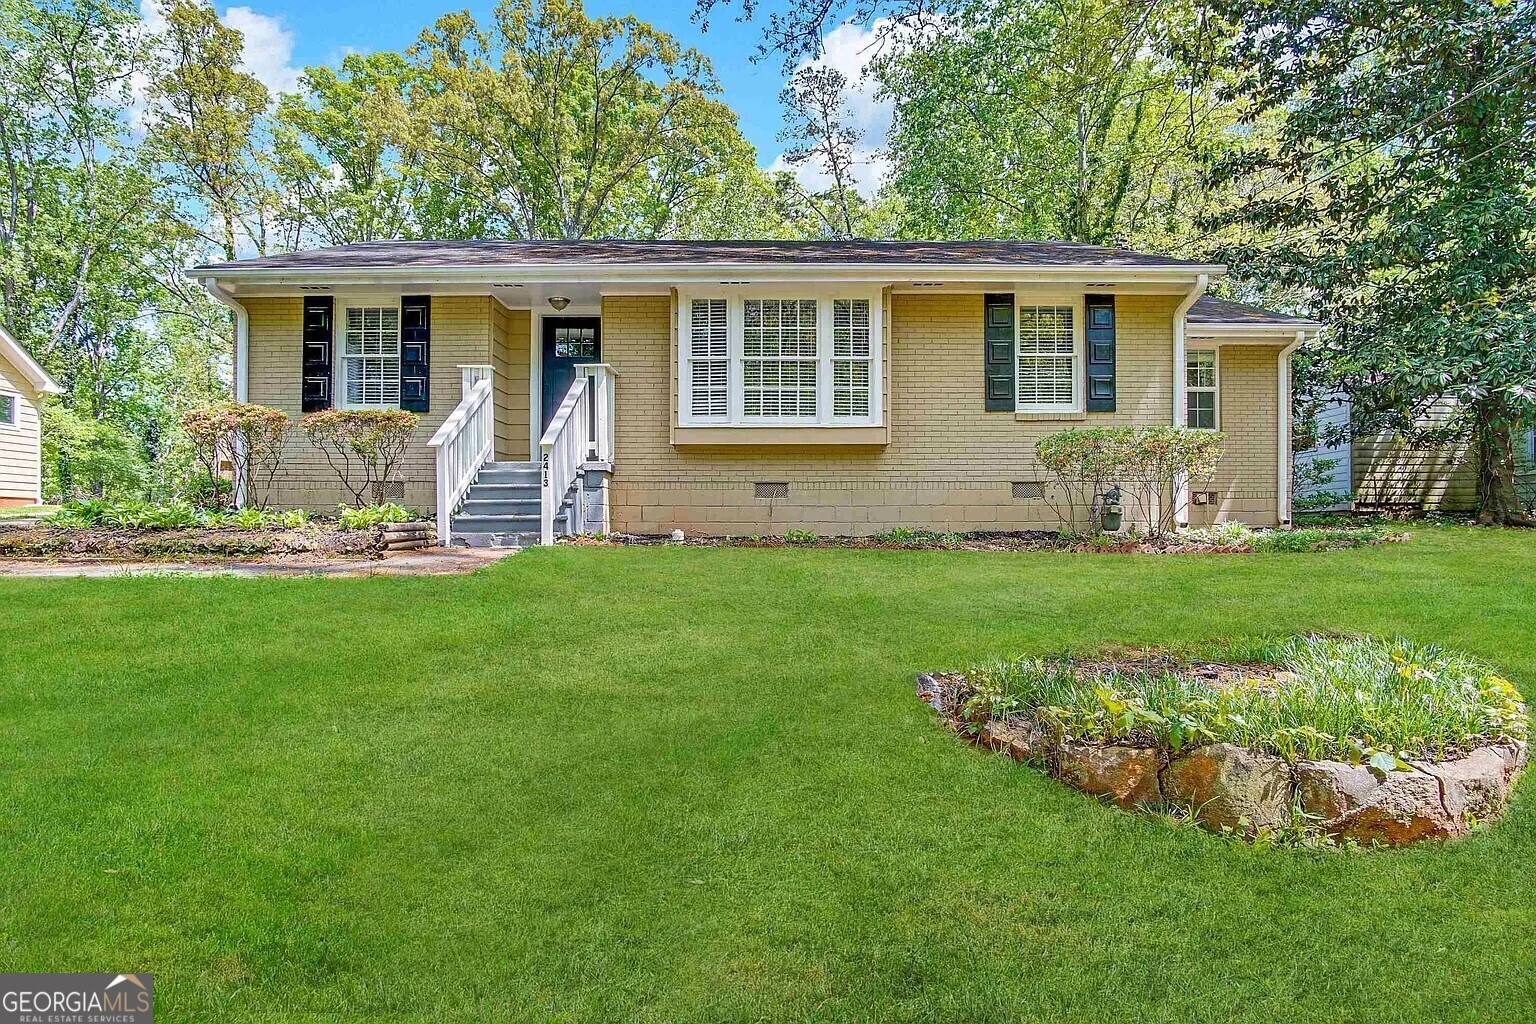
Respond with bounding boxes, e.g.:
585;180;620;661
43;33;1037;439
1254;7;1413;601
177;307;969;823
191;240;1318;546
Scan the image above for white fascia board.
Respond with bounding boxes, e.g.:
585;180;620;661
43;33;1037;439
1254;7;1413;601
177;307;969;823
0;324;62;394
188;261;1229;292
1187;322;1321;339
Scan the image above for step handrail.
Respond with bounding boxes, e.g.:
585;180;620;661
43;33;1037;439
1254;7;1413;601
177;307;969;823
428;366;496;546
539;374;593;545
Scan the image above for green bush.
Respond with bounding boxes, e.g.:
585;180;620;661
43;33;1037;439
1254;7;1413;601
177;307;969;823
782;528;818;545
45;500;312;532
960;635;1525;764
1036;426;1226;536
1251;526;1390;552
336;503;415;531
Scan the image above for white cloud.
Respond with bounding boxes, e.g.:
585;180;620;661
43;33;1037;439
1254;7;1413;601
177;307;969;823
134;0;301;113
221;6;301;96
772;19;898;198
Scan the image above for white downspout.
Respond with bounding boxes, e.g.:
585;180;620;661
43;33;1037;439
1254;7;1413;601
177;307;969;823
1277;330;1306;526
1172;273;1209;526
200;277;252;507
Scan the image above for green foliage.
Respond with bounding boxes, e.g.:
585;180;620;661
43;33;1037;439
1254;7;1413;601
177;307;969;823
46;500;311;531
180;403;290;510
1036;426;1226;536
781;528;818;544
961;636;1526;763
874;0;1227;247
301;409;419;507
336;503;414;531
1249;527;1395;554
1207;0;1536;524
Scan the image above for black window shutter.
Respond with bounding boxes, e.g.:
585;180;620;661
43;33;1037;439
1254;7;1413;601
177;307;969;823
302;296;333;412
400;295;430;413
1085;293;1116;412
983;293;1015;411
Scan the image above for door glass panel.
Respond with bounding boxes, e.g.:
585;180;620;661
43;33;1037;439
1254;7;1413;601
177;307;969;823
554;326;597;359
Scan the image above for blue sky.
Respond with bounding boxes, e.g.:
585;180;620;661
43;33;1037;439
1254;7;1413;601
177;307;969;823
183;0;894;190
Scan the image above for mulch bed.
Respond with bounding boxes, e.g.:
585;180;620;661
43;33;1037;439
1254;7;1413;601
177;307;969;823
0;523;395;562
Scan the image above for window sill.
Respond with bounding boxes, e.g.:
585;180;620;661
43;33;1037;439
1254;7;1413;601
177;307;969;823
1015;411;1087;422
672;425;889;446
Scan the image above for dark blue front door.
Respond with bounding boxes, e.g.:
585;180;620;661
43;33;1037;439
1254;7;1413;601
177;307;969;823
541;317;600;431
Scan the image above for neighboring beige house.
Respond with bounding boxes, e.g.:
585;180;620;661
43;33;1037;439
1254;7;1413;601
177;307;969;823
0;326;62;507
191;240;1318;546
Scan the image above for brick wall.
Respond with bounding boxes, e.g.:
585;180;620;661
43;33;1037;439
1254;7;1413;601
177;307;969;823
606;291;1285;535
1187;344;1284;526
246;295;493;510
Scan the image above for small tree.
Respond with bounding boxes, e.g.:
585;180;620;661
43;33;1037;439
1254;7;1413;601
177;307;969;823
300;409;419;507
1036;427;1225;537
180;403;290;509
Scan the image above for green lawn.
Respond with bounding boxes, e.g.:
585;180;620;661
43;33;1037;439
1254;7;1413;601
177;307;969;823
4;527;1536;1022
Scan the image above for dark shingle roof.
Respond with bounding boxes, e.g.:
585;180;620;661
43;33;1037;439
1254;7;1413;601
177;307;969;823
192;238;1219;273
1189;295;1318;328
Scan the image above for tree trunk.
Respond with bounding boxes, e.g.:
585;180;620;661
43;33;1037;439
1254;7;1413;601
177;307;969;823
1473;401;1532;527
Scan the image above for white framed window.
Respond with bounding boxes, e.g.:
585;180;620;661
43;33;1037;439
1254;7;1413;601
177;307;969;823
1186;349;1218;429
743;298;818;418
832;298;872;417
340;304;401;408
678;288;883;427
1015;302;1081;413
0;392;15;427
686;298;729;418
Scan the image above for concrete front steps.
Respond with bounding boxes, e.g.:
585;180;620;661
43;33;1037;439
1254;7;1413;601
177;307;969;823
449;461;566;548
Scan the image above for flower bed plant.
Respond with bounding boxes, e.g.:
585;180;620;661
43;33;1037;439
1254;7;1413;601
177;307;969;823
598;523;1404;553
0;501;431;561
920;635;1527;846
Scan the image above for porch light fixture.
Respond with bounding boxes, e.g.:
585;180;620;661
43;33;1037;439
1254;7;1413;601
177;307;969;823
547;296;571;311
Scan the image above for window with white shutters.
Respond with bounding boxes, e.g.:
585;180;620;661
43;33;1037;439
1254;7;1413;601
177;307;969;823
743;298;818;418
342;305;401;408
1016;304;1077;412
832;298;871;418
688;298;728;418
677;290;882;427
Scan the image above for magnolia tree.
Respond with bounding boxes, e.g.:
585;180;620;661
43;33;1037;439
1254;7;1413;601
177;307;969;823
1036;427;1226;537
301;409;419;507
180;403;290;509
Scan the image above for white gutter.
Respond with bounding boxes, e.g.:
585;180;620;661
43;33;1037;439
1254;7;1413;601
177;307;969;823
1277;330;1307;525
1172;274;1209;526
200;278;250;403
186;262;1228;289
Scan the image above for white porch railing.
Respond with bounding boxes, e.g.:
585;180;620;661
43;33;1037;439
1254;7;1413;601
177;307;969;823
428;364;495;546
539;363;617;545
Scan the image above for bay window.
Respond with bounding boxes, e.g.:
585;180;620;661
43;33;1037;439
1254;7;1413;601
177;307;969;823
679;290;883;427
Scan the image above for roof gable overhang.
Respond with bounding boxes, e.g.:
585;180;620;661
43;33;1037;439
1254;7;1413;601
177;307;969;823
0;325;63;394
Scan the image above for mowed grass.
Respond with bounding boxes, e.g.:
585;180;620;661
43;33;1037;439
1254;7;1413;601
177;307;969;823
3;526;1536;1022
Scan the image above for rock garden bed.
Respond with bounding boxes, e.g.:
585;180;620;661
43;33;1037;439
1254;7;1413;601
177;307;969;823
919;635;1527;846
592;522;1404;554
0;501;434;563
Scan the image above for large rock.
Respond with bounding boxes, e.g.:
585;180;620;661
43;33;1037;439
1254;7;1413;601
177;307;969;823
1161;743;1293;834
1057;742;1162;808
915;673;943;711
979;718;1053;763
1416;743;1526;821
1296;759;1382;820
1333;769;1464;844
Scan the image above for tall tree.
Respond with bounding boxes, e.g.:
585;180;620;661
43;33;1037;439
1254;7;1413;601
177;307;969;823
876;0;1227;245
271;53;416;246
143;0;274;260
778;64;871;237
403;0;766;239
1208;0;1536;525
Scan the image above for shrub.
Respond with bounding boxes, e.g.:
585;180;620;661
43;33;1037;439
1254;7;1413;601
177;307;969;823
301;409;419;507
180;403;290;510
958;636;1525;764
45;500;313;532
336;502;414;531
1036;427;1225;537
782;528;818;544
